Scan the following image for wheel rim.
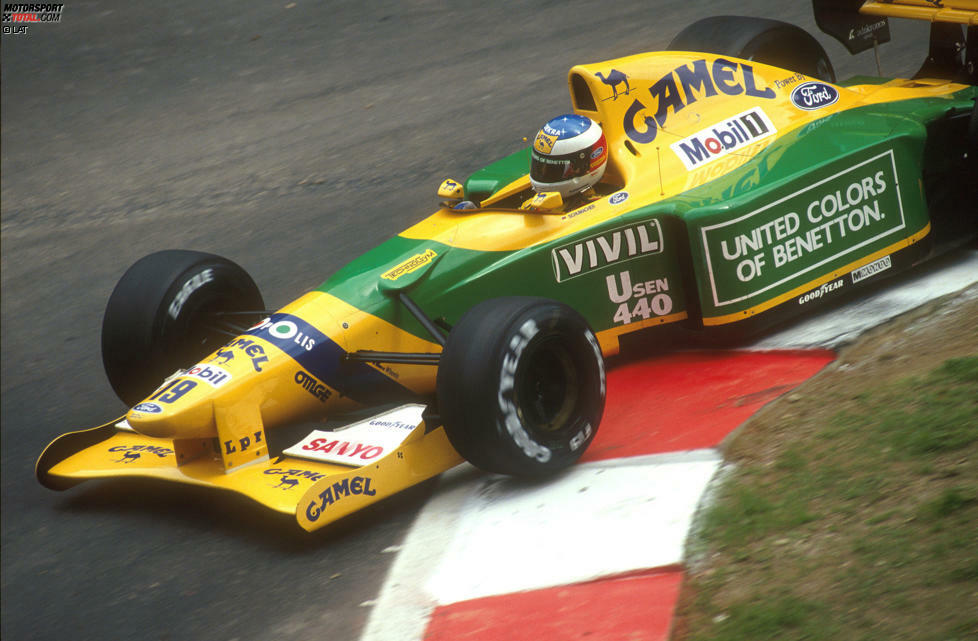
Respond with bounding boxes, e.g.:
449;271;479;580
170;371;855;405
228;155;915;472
514;336;579;434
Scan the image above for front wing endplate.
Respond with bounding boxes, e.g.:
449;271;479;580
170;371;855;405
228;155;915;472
36;411;463;532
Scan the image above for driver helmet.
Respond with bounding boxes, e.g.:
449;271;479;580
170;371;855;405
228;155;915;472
530;114;607;197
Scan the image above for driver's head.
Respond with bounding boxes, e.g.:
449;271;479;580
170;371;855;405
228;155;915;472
530;114;607;197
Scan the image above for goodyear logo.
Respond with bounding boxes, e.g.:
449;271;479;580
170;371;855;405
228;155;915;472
382;249;437;281
533;131;558;154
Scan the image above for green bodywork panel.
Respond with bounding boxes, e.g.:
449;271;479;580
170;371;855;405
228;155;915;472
464;147;531;202
318;87;976;343
677;98;938;320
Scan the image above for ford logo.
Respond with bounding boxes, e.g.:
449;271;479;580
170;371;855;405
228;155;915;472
609;191;629;205
132;402;163;414
790;81;839;111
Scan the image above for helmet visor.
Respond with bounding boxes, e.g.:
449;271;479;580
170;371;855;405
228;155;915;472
530;149;591;185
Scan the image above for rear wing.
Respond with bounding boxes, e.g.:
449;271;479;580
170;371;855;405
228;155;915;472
813;0;892;54
860;0;978;25
813;0;977;82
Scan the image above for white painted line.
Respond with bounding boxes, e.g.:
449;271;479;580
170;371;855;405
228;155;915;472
360;451;721;641
360;463;481;641
361;250;977;641
427;451;721;604
752;249;978;350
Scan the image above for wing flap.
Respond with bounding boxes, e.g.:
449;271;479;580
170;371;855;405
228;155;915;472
36;407;463;529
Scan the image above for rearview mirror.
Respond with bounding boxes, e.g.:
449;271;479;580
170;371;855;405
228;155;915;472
437;178;465;201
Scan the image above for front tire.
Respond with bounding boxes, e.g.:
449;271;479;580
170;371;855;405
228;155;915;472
101;250;264;406
436;297;605;477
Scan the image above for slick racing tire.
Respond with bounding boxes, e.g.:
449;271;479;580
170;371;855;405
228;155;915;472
668;16;836;83
436;297;605;478
102;250;264;406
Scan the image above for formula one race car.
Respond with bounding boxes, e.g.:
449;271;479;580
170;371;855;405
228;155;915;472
38;1;977;531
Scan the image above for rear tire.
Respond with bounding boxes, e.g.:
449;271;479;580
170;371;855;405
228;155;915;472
436;297;605;477
101;250;264;406
668;16;836;83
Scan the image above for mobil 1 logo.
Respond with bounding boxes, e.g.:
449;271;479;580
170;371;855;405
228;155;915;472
184;364;232;387
671;107;777;171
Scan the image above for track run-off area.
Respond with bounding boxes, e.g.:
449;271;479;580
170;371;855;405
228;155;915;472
363;255;977;641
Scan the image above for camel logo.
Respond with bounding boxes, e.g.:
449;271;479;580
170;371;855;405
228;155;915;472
223;337;269;372
209;347;234;366
621;59;774;145
274;477;300;491
305;476;378;522
533;130;557;154
264;467;327;485
109;445;173;463
596;69;630;100
116;451;141;464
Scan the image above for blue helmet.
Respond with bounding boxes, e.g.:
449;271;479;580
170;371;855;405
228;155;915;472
530;114;608;197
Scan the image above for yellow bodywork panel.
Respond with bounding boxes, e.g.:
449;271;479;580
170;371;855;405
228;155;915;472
123;290;443;448
282;291;444;396
400;52;968;254
37;412;463;531
479;174;532;207
519;191;564;212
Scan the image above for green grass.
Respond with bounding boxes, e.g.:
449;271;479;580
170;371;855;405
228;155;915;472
709;594;835;641
680;356;978;641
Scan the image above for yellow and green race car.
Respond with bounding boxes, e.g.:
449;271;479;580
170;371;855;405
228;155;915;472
37;3;977;531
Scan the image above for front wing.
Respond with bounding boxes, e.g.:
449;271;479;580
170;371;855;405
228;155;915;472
36;405;463;531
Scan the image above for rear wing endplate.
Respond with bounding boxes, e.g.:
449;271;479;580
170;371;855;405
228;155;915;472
813;0;892;54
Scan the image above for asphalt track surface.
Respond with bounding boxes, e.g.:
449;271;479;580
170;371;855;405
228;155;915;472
1;3;936;640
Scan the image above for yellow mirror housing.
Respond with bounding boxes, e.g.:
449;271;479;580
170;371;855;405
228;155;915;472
437;178;465;200
520;191;564;212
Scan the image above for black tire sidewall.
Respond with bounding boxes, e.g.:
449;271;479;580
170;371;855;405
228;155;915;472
437;297;605;477
101;250;263;406
667;16;836;83
739;26;835;83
